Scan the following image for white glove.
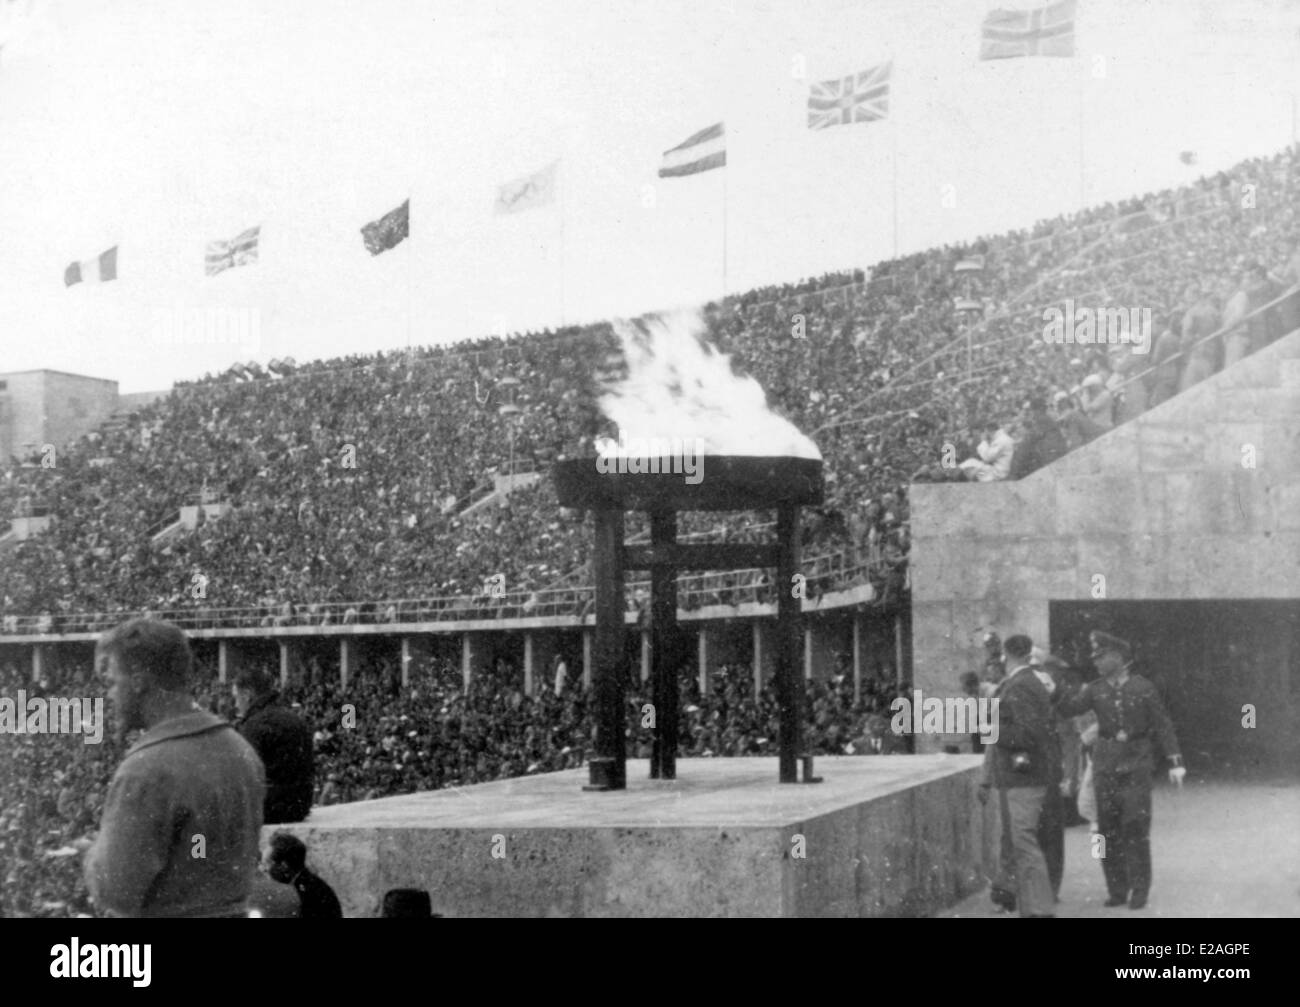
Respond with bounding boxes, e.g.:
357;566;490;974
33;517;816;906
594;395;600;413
1168;766;1186;787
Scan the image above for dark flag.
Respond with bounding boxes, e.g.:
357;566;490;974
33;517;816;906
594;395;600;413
362;199;410;255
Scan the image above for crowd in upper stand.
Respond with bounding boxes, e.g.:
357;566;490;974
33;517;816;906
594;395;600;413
3;146;1300;631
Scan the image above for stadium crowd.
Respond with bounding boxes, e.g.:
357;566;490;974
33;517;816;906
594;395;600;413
5;145;1300;917
5;147;1300;632
0;654;908;917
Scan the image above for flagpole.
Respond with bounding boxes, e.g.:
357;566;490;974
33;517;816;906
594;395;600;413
1077;64;1086;211
558;162;567;327
891;113;899;258
406;199;413;351
722;163;729;298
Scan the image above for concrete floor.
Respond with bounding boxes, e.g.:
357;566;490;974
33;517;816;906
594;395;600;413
939;778;1300;918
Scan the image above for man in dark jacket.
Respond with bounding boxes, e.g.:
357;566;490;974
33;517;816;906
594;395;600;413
1008;396;1068;479
991;634;1057;918
234;668;314;824
266;831;342;918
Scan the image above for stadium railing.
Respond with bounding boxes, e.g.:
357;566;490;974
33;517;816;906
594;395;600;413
0;542;898;636
1114;283;1300;405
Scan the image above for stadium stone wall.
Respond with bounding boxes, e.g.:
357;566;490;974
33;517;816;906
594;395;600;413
908;326;1300;753
0;369;120;461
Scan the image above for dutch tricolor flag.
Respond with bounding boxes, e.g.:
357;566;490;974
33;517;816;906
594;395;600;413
658;122;726;178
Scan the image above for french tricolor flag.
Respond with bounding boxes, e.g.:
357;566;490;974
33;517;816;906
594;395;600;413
64;246;118;287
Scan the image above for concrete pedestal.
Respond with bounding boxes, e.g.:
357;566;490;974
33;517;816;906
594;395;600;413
272;755;993;917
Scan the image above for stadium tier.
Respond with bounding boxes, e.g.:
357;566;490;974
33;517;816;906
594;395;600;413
2;145;1298;630
3;144;1299;918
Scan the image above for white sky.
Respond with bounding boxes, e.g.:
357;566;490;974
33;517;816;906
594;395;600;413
1;0;1297;392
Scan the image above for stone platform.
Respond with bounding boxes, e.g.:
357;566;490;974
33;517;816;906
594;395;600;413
270;755;994;917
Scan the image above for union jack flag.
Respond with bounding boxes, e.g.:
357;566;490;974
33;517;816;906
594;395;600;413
807;62;890;130
205;226;260;277
979;0;1076;60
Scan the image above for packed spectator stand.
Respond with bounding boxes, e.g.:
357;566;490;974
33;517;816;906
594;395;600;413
3;144;1299;916
0;654;907;917
4;148;1299;632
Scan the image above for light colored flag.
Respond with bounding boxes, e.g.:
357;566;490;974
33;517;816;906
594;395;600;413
64;246;117;287
658;122;725;178
205;226;260;276
979;0;1076;60
495;161;558;214
808;62;891;129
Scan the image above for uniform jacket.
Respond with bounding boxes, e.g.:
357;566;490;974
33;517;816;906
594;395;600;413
992;665;1058;789
1055;673;1180;775
237;693;314;823
86;710;265;917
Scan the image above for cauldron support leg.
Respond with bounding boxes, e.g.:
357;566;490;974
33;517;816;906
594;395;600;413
585;506;627;790
649;509;679;779
776;504;803;783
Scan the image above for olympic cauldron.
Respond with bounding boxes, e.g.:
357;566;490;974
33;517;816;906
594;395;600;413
554;452;823;788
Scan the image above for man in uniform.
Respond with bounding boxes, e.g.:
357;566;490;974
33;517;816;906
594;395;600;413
1056;630;1185;910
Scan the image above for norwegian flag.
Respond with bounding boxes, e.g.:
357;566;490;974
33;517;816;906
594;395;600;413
979;0;1076;60
807;62;891;130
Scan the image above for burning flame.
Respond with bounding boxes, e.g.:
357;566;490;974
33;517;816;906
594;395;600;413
597;311;821;460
